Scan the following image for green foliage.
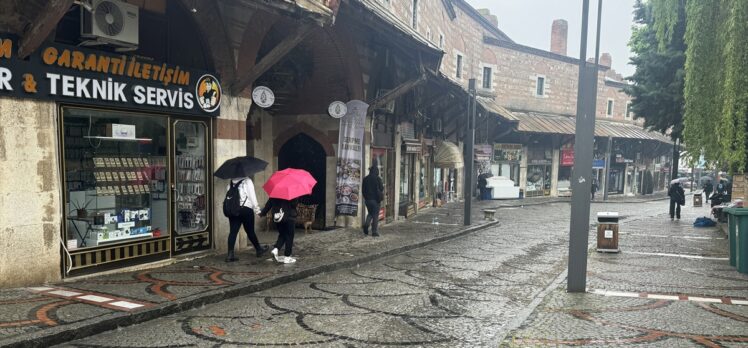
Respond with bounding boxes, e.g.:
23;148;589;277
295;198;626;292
626;0;686;141
650;0;748;172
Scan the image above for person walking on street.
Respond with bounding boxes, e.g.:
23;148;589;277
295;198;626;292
477;173;488;201
703;180;713;203
668;180;685;220
260;198;298;263
591;179;598;201
362;166;384;237
224;177;269;262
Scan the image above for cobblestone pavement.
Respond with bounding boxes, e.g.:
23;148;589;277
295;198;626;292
51;201;673;347
503;202;748;347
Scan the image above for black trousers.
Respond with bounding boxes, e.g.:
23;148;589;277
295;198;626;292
669;199;681;219
274;219;295;257
364;199;380;234
228;207;261;251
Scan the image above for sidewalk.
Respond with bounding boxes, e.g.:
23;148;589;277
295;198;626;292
501;202;748;347
0;202;497;348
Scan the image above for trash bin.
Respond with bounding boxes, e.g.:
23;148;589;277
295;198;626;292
596;212;620;253
694;192;703;207
725;208;748;273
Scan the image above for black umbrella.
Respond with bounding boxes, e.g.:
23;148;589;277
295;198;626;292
214;156;268;179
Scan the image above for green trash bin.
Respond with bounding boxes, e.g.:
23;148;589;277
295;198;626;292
724;208;748;272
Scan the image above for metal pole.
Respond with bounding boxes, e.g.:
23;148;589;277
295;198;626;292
464;79;477;226
603;136;612;200
594;0;603;65
568;0;599;293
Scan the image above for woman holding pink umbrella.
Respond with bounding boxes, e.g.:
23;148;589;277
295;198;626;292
259;168;317;264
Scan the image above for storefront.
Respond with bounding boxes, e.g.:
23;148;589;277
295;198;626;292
526;145;553;197
0;26;221;277
492;144;522;186
400;138;420;217
418;140;434;209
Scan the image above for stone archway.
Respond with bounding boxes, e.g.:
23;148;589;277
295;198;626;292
278;133;327;229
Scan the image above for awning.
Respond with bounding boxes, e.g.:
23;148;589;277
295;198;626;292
509;111;672;144
476;97;518;122
434;141;464;168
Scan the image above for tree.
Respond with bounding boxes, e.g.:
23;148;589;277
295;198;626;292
651;0;748;172
626;0;686;179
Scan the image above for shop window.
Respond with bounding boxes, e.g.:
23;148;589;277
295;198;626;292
174;121;208;234
62;107;169;251
625;102;633;119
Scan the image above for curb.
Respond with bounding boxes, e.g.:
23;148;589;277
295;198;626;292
1;220;499;348
488;196;669;209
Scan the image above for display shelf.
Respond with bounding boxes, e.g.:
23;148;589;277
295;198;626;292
85;232;153;247
83;136;153;142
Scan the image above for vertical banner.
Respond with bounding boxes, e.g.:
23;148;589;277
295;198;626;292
335;100;369;216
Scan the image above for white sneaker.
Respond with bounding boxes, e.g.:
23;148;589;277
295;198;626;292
271;248;279;261
282;256;296;264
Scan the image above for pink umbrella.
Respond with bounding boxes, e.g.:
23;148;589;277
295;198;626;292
263;168;317;200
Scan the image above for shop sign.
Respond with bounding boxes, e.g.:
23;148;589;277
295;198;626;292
335;100;368;216
593;159;606;169
328;101;347;118
252;86;274;108
0;36;221;116
615;154;625;163
561;148;574;166
493;143;522;162
403;140;422;154
474;144;492;162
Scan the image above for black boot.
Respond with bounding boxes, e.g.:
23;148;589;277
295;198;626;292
225;250;238;262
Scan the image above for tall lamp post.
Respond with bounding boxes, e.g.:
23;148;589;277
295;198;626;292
464;79;477;226
567;0;603;293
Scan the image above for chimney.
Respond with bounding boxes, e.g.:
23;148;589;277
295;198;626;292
550;19;568;55
477;8;498;28
599;53;612;67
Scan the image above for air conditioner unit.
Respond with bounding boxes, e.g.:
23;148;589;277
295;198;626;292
81;0;139;49
376;89;396;114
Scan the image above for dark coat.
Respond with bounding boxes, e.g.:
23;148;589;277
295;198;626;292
362;167;384;202
668;184;685;206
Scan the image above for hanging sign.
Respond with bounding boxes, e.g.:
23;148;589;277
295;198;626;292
335;100;369;216
0;36;221;116
328;101;347;118
561;148;575;166
252;86;275;108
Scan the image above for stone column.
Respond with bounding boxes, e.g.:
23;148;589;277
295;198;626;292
551;148;560;197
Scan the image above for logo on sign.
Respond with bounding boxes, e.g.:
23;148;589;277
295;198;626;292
252;86;275;108
328;101;347;118
195;74;222;113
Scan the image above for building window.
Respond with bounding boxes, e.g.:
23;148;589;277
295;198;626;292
536;76;545;96
482;67;492;89
625;102;632;119
412;0;418;29
607;99;614;117
456;54;463;79
439;34;444;49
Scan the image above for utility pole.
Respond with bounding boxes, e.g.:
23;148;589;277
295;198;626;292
603;136;612;200
567;0;602;293
463;79;477;226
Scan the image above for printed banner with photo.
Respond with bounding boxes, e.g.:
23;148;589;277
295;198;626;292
335;100;369;216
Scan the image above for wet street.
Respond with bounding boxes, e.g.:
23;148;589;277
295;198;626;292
54;200;713;347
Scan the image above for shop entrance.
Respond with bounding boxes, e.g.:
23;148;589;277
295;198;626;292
171;120;211;255
278;133;326;229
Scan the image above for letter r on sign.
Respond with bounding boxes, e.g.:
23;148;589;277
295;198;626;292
0;67;13;91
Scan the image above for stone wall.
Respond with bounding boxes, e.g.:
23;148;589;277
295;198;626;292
0;97;61;287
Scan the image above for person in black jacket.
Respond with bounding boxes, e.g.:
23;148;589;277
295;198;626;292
668;181;685;220
362;166;384;237
259;198;298;263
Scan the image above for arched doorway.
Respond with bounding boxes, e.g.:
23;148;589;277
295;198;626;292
279;133;326;229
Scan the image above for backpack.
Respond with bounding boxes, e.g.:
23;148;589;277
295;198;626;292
223;179;245;217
